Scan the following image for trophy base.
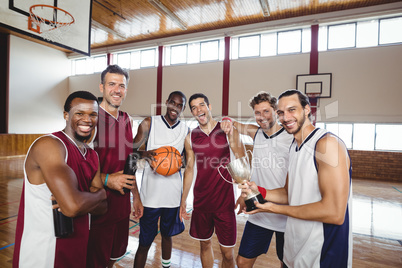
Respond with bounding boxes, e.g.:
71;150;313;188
245;193;267;212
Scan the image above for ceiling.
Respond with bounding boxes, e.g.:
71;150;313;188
90;0;402;50
1;0;401;54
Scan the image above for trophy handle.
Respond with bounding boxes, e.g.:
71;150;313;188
217;164;235;185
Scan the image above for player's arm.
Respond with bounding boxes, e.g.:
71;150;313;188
88;163;108;215
28;137;106;218
227;126;246;159
180;133;195;221
221;117;258;138
247;135;350;225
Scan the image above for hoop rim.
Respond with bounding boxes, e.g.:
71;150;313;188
29;4;75;26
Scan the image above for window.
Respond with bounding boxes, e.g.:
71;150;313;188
278;29;302;54
170;45;188;65
239;35;260;58
375;125;402;151
328;23;356;49
200;40;219;61
357;20;378;48
140;49;157;68
379;17;402;44
261;33;277;56
116;52;130;69
325;123;353;149
353;124;376;150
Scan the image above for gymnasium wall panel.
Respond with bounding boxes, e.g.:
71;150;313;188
162;62;223;118
8;35;69;134
229;53;310;118
318;45;402;123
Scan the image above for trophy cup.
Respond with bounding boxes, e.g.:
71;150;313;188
218;155;266;212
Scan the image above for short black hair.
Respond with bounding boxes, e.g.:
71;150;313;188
278;89;310;108
100;64;129;84
189;93;209;108
64;91;98;112
168;91;187;104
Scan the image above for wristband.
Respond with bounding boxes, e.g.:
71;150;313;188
221;117;232;122
104;174;109;187
257;186;267;199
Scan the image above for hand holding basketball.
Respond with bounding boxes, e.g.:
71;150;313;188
150;146;182;176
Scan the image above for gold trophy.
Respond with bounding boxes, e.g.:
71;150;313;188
218;155;266;211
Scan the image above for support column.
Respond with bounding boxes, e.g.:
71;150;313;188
0;33;9;133
222;36;231;116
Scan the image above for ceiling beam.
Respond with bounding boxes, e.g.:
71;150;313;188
148;0;187;30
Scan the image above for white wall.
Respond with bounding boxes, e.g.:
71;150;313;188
9;35;70;134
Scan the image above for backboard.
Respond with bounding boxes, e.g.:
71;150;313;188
296;73;332;98
1;0;92;55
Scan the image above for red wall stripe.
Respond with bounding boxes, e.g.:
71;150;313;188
222;36;231;116
156;46;164;115
310;24;319;75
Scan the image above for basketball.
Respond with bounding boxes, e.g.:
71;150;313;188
151;146;182;176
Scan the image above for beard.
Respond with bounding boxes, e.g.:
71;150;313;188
284;114;306;135
74;131;91;143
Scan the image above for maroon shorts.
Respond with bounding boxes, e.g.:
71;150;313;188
189;209;236;247
86;217;129;267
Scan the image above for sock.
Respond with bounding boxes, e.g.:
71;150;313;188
162;258;171;268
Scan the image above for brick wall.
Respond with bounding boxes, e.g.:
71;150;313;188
349;150;402;182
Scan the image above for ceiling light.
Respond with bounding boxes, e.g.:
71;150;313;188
259;0;271;17
148;0;187;30
91;20;126;39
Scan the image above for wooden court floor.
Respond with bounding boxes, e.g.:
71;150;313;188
1;157;401;267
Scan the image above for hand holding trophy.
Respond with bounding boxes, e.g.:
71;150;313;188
218;154;266;211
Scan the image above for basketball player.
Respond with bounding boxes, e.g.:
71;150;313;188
132;91;188;268
220;91;292;268
181;93;246;268
13;91;107;268
241;89;352;267
87;65;141;268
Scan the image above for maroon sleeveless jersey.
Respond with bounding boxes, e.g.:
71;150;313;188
13;131;99;268
92;107;133;225
191;122;235;213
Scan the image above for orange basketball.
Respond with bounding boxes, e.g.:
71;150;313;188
151;146;182;176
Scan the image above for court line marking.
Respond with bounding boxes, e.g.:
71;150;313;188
392;186;402;193
0;243;14;250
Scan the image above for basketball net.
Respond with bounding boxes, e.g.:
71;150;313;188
307;93;320;126
28;5;75;43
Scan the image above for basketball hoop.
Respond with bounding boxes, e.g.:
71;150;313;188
28;4;75;43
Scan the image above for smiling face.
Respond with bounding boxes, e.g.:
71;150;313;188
99;72;127;109
165;93;185;124
190;97;212;126
253;101;277;130
277;94;310;136
64;98;98;143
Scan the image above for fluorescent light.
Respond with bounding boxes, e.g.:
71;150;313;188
148;0;187;30
259;0;270;17
91;20;126;39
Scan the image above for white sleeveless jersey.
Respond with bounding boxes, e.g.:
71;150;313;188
284;128;353;268
18;135;65;267
140;116;188;208
248;127;293;232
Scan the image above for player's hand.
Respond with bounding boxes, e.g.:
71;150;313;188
220;118;233;135
140;150;157;165
243;201;274;215
180;201;190;221
235;196;247;215
238;181;258;198
105;171;135;195
50;195;60;210
132;196;143;219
